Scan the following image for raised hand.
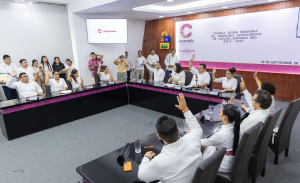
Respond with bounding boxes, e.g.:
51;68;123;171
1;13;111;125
253;68;260;78
175;93;188;111
240;77;246;91
10;70;16;77
98;61;102;67
190;54;195;62
68;67;72;72
46;70;51;76
228;96;234;104
213;67;217;74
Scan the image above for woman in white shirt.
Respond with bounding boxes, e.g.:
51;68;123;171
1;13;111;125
67;68;84;89
212;67;238;92
40;56;53;78
97;62;114;82
65;59;75;76
45;70;67;92
168;63;186;86
201;104;241;172
31;59;46;93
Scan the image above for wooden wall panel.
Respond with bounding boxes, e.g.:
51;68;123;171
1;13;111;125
142;0;300;102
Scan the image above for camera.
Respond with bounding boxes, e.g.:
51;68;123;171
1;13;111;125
94;65;98;71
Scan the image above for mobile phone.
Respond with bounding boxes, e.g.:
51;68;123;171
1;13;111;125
39;66;42;69
124;162;132;172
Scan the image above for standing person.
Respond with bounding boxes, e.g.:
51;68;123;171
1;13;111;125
145;60;165;82
67;68;84;89
164;48;178;79
147;49;159;81
212;67;238;92
168;63;186;86
65;59;75;76
88;52;103;83
31;59;46;93
45;70;68;92
97;62;114;82
52;57;66;80
0;55;18;100
113;55;129;82
40;56;53;79
138;93;203;183
125;51;132;82
188;54;211;89
6;71;43;97
16;59;36;81
134;50;146;80
201;104;241;172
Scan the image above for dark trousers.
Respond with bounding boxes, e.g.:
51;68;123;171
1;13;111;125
127;71;131;82
167;70;172;79
2;86;18;100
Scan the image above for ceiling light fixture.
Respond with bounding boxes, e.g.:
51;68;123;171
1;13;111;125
187;11;192;14
167;0;174;2
268;0;275;1
222;6;229;8
159;15;164;18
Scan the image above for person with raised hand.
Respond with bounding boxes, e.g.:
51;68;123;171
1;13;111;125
188;54;211;88
67;67;84;89
97;61;114;82
45;70;68;92
212;66;238;92
6;70;43;97
145;59;165;82
138;93;203;183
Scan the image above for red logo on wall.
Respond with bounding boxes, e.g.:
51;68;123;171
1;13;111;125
180;24;192;38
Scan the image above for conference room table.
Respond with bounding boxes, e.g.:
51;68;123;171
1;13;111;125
76;100;246;183
0;80;242;140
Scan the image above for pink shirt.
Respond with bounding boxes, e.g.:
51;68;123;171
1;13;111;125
88;58;102;77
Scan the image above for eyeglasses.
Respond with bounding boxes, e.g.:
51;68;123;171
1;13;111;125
54;74;59;75
22;76;28;78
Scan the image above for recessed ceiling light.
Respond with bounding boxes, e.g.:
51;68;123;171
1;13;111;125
159;16;164;18
28;1;33;4
187;11;192;14
222;6;229;8
167;0;173;2
268;0;275;1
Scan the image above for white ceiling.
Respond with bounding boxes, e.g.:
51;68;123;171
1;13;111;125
75;0;288;20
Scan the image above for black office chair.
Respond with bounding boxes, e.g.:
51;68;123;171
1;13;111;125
93;71;100;84
162;69;168;83
233;75;242;92
207;72;213;91
269;98;300;164
66;80;72;90
191;147;226;183
184;70;192;86
248;108;282;183
45;85;51;94
215;122;263;183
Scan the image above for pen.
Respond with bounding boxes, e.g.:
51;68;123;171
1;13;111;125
141;146;154;149
235;103;244;105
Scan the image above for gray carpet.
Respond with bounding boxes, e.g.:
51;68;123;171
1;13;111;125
0;102;299;182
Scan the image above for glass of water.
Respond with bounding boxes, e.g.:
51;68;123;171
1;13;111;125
134;140;141;153
183;119;189;134
208;104;214;120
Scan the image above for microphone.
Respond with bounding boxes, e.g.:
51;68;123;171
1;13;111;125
195;74;198;78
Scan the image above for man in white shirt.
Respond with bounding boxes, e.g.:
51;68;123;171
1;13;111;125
147;49;160;81
17;59;36;81
242;68;276;113
164;48;178;79
125;51;132;82
235;78;272;139
133;50;146;80
0;55;19;100
145;60;165;82
188;54;211;89
6;71;43;97
138;93;203;183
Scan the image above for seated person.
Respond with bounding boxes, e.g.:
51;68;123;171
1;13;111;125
67;68;84;89
242;68;276;113
97;62;114;82
6;71;43;97
45;70;68;92
168;63;186;85
188;54;211;89
201;104;241;172
212;67;238;92
145;59;165;82
138;93;203;183
236;78;272;138
17;59;36;81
